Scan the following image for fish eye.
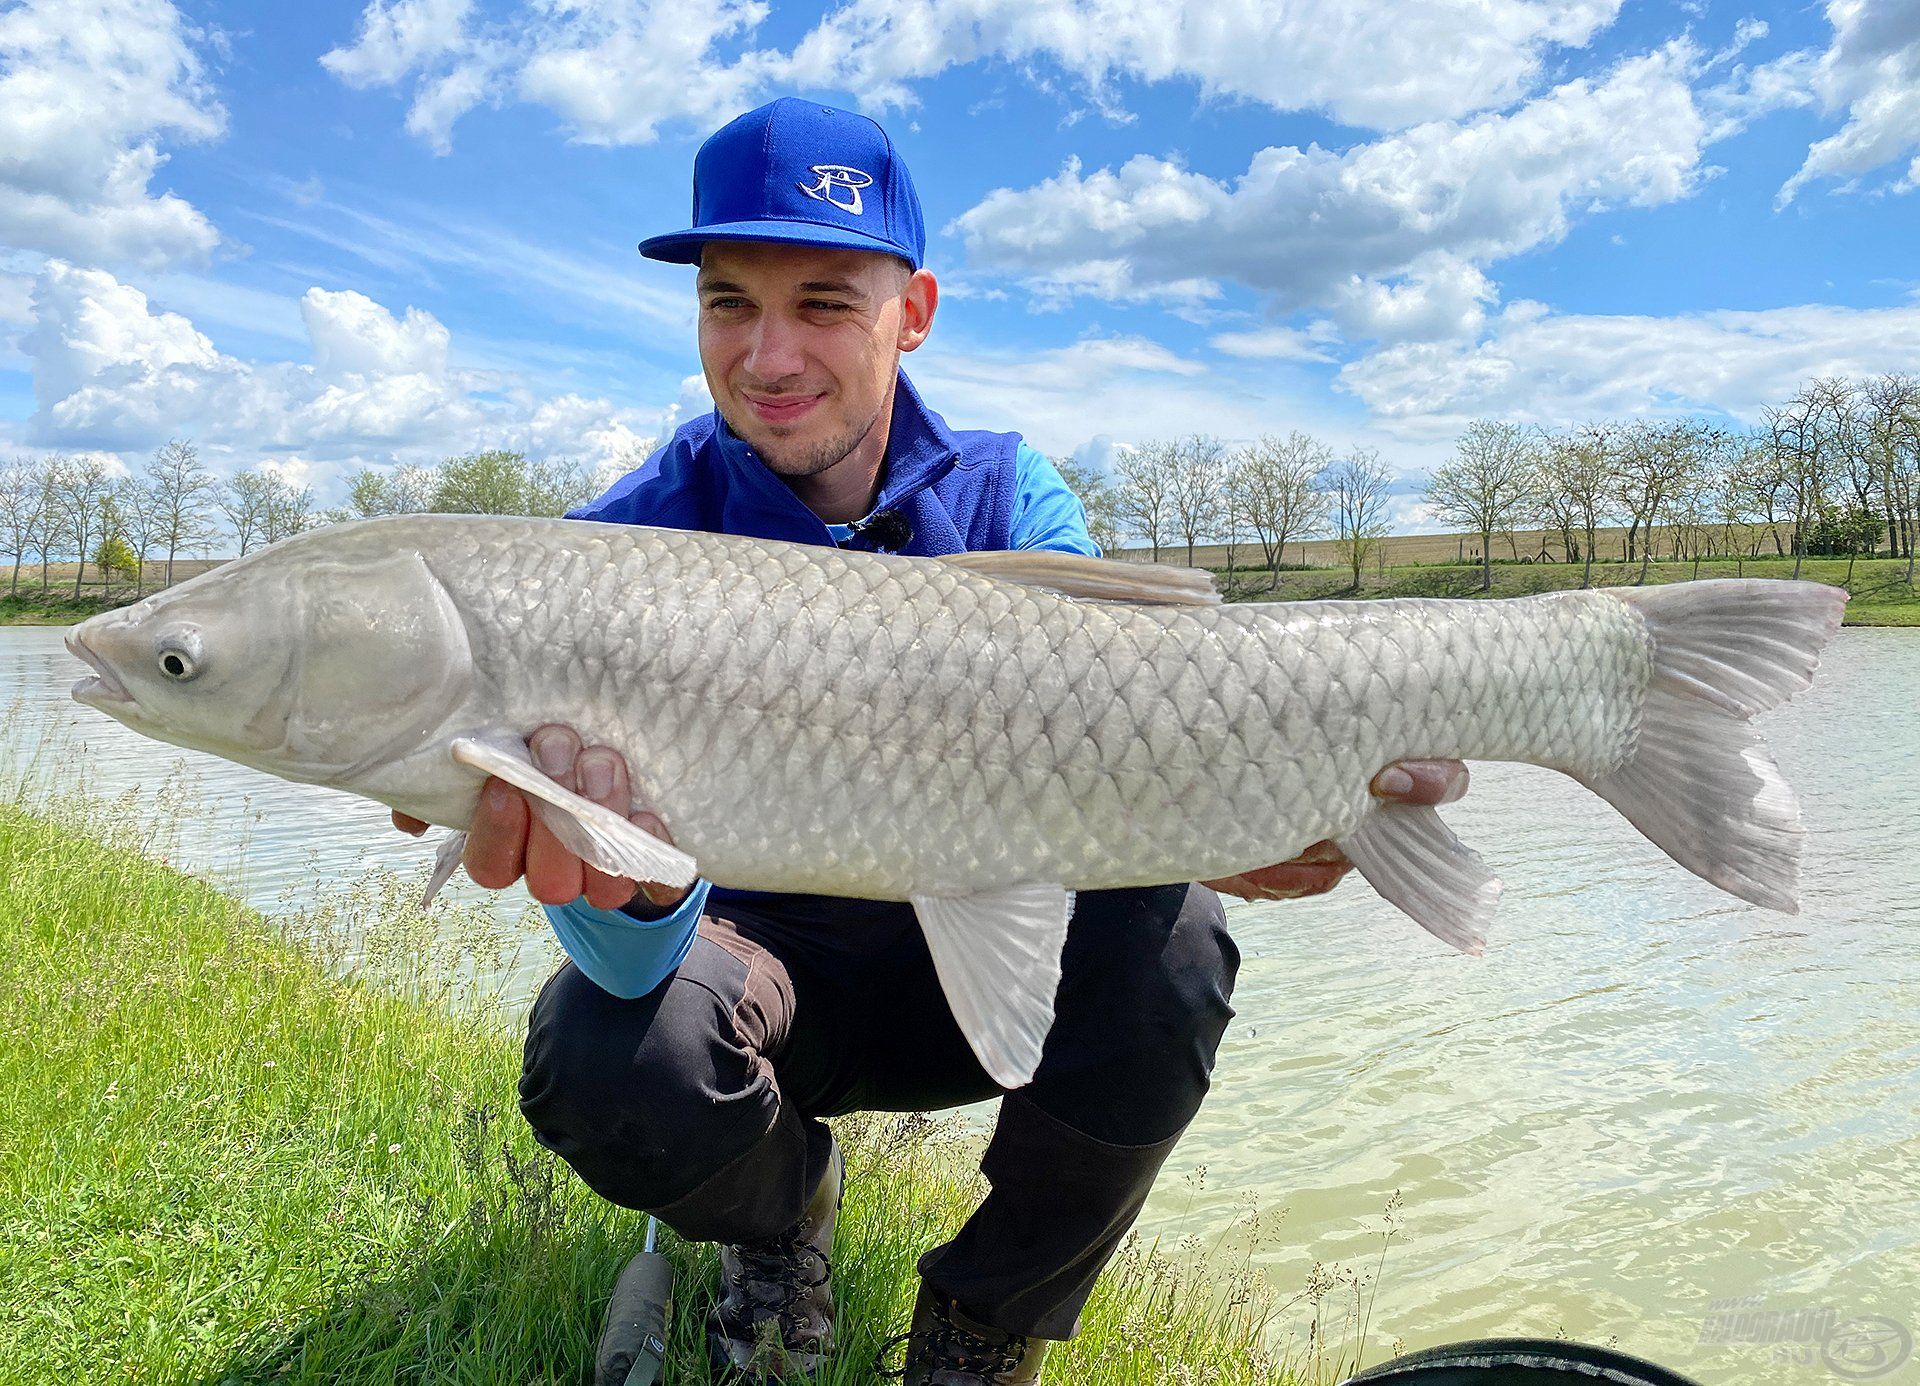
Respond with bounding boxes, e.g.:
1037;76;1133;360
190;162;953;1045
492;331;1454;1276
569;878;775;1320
156;632;203;682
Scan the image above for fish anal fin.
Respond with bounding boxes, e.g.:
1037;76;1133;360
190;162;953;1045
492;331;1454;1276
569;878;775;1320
941;550;1219;606
1337;804;1500;956
449;736;699;889
912;884;1075;1088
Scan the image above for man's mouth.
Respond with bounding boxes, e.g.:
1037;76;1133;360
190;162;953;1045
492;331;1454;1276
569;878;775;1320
744;391;824;425
65;630;133;706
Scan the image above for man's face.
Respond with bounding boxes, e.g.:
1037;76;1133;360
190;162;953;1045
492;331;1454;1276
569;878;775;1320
696;241;935;477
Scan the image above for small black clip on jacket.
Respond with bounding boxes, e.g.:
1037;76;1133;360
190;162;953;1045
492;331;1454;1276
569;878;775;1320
843;510;913;553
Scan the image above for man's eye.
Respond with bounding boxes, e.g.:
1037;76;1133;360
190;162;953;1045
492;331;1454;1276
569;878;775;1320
805;300;851;312
705;297;748;311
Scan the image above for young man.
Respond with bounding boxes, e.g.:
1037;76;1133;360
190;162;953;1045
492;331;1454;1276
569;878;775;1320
397;98;1467;1384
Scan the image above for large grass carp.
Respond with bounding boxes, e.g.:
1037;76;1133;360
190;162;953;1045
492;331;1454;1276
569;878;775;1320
67;514;1846;1086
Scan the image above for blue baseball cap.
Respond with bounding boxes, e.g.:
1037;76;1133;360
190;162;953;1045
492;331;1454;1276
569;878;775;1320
638;98;926;269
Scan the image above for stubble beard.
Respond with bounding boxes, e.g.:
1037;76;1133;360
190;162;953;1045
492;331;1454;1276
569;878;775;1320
741;403;886;480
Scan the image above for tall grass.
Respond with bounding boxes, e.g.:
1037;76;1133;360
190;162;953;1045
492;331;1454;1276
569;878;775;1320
0;786;1386;1383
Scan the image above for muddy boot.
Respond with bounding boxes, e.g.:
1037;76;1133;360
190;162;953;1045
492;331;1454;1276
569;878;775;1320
878;1282;1051;1385
705;1136;844;1382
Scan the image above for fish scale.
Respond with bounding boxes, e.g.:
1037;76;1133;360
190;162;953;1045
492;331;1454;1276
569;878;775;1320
68;513;1847;1087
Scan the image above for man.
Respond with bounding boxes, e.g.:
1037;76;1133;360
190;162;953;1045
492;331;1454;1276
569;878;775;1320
396;97;1467;1384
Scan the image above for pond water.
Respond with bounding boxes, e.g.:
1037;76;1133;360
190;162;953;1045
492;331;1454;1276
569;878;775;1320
4;623;1915;1383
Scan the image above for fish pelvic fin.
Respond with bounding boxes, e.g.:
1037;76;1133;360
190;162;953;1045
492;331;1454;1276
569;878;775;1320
449;737;699;889
1338;805;1499;956
912;884;1074;1089
1581;579;1848;913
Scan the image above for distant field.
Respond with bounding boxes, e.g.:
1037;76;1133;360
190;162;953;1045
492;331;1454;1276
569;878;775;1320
1115;521;1806;572
1211;553;1918;626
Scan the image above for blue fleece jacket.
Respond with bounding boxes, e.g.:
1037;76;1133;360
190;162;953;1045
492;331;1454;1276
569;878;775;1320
542;371;1096;999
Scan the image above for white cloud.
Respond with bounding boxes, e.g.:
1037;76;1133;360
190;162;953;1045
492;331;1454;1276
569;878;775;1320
777;0;1623;132
20;260;674;483
1207;324;1337;362
1776;0;1920;203
321;0;1625;153
322;0;473;86
1339;297;1920;433
912;330;1363;463
0;0;225;270
950;43;1713;334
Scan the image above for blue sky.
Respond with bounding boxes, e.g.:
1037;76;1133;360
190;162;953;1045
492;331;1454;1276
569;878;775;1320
2;0;1918;525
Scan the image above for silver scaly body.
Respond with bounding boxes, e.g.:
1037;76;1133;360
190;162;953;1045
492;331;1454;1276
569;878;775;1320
67;513;1848;1085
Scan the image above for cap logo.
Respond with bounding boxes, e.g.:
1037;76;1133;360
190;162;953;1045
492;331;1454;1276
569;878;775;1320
796;164;873;215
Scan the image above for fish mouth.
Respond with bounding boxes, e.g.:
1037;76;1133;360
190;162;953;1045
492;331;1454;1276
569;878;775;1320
65;629;133;707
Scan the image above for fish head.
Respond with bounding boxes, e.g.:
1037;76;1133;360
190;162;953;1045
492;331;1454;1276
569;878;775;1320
68;536;473;781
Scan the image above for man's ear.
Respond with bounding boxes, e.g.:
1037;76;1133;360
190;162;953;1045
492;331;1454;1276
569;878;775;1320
898;268;938;353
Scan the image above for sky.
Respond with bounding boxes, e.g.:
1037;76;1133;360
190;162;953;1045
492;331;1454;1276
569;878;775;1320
2;0;1918;528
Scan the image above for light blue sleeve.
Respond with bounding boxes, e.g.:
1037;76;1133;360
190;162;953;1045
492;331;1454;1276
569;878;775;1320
541;879;712;1000
1010;442;1101;556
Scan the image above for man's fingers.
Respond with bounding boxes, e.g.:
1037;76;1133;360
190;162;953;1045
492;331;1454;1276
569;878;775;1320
464;780;529;889
392;809;428;836
1371;759;1469;806
577;746;643;910
1205;857;1352;901
524;733;586;906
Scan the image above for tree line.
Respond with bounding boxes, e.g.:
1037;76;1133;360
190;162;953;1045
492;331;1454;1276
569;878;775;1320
0;445;632;599
1061;373;1920;593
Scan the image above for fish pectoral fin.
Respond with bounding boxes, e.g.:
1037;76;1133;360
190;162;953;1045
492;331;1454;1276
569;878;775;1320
1337;804;1500;957
911;884;1075;1090
421;830;468;907
940;550;1219;606
449;737;699;889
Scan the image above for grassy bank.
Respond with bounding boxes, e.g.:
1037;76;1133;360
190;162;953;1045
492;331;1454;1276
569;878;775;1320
0;798;1342;1385
1221;554;1919;626
0;588;134;626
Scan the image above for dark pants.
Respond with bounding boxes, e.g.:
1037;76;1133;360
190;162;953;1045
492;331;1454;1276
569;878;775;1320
517;883;1239;1340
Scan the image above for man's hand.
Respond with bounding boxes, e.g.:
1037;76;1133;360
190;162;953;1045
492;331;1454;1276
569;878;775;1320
1202;759;1469;902
390;724;690;912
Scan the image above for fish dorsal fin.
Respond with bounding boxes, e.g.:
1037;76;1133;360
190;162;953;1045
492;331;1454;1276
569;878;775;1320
911;883;1075;1089
941;550;1220;606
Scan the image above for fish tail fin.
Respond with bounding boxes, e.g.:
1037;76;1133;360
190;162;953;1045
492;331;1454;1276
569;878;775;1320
1578;579;1847;914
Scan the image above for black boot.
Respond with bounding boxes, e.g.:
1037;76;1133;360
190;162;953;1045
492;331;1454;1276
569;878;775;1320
878;1282;1051;1385
705;1136;844;1382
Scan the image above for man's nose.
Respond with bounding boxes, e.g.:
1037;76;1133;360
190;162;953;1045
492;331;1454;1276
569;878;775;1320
742;313;806;382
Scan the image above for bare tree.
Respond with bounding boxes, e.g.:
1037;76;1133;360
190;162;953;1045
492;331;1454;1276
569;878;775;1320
1534;427;1609;585
1052;454;1126;555
1715;433;1768;576
260;470;316;544
114;475;165;596
144;439;219;588
1609;420;1704;584
50;454;115;599
1230;431;1332;592
1113;439;1180;561
1863;373;1919;579
1767;380;1847;579
28;459;61;588
1424;419;1538;592
221;470;270;555
1166;435;1225;568
0;457;42;596
1325;448;1394;592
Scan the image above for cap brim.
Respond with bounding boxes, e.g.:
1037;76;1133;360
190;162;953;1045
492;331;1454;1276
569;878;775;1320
638;218;918;267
